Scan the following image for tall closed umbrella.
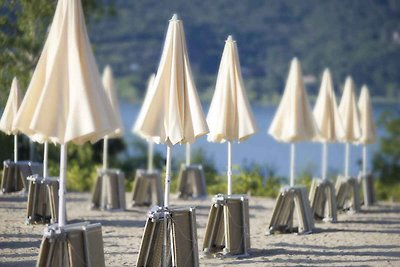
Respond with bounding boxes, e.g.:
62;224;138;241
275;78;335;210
358;85;376;176
102;65;124;170
14;0;118;228
269;58;319;186
338;76;361;178
313;69;344;180
0;77;22;163
207;35;257;195
134;14;208;265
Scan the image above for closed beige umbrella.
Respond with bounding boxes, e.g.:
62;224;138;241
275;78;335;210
134;14;208;207
207;35;257;194
358;85;376;176
133;73;156;172
313;69;344;180
134;14;208;266
14;0;118;227
268;57;319;186
338;76;361;178
102;65;124;170
0;77;22;162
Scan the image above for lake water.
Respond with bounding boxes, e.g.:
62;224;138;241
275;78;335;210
119;101;397;179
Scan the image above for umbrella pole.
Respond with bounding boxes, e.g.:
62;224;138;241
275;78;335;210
147;140;154;172
290;143;296;187
59;143;67;227
227;141;232;195
322;143;328;180
13;134;18;163
163;144;172;267
43;142;48;178
103;136;108;170
362;145;367;176
186;143;191;166
345;143;350;178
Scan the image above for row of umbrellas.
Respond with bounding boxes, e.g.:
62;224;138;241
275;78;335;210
0;0;377;264
269;58;376;187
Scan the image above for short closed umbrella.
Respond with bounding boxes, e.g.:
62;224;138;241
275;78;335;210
13;0;118;229
133;14;208;266
0;77;22;163
268;57;319;186
358;85;376;175
313;69;344;180
133;73;156;172
102;65;125;170
207;35;257;195
338;76;361;178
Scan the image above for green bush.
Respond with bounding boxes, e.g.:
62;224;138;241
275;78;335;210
372;112;400;201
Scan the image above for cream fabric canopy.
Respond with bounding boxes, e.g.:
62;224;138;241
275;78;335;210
134;15;209;145
13;0;117;145
338;76;361;143
0;77;22;135
102;65;124;138
207;36;257;143
268;58;319;142
358;85;376;144
132;73;155;136
313;69;344;143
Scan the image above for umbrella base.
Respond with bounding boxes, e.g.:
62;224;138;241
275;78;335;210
1;160;43;194
177;164;208;200
202;194;250;257
336;176;361;212
267;186;315;235
37;222;105;267
131;169;163;207
91;169;126;211
359;173;375;207
309;178;338;222
136;206;199;267
26;175;59;225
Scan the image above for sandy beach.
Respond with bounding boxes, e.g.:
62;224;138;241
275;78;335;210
1;192;400;266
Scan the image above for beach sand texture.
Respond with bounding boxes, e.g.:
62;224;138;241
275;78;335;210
1;192;400;266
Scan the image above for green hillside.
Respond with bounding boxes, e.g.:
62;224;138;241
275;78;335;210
1;0;400;105
88;0;400;104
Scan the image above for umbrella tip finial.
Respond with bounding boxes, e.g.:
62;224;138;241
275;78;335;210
171;14;178;21
227;35;233;42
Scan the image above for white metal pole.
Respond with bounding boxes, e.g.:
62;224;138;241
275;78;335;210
345;143;350;177
227;141;232;195
362;145;367;176
186;143;191;166
163;144;172;267
43;142;48;178
322;143;328;180
58;143;67;227
148;140;154;172
290;143;296;187
103;136;108;170
164;144;172;207
13;134;18;163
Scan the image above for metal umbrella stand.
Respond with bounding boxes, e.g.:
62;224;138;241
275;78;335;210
336;76;362;213
358;85;377;207
134;15;208;267
309;69;343;222
131;74;164;207
13;0;119;265
202;36;257;257
267;58;317;235
177;143;208;200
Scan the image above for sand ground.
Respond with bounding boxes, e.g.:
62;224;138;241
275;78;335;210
1;192;400;266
